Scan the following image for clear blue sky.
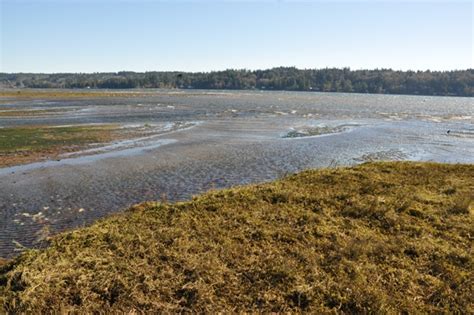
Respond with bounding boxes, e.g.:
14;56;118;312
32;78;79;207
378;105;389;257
1;0;472;73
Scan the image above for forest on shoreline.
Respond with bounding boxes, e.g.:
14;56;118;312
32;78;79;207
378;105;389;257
1;67;473;97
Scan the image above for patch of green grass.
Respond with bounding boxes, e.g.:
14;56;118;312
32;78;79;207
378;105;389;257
0;125;115;153
0;162;473;313
0;124;119;167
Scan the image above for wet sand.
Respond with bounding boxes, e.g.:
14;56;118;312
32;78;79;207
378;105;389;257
0;89;473;257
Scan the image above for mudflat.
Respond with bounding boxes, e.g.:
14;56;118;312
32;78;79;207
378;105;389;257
0;89;473;258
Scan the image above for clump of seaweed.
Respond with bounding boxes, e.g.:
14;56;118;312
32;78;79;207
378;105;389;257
283;124;357;138
1;162;473;313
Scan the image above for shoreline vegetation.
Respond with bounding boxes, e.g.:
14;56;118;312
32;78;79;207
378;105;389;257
1;67;473;97
1;162;472;313
0;90;138;100
0;90;161;101
0;125;119;167
0;123;186;168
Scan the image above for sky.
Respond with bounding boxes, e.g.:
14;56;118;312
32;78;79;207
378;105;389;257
0;0;472;73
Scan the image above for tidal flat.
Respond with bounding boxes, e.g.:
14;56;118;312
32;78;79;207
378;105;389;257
0;89;473;257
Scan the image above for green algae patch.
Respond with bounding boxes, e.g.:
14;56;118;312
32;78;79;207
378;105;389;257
0;125;119;167
1;162;473;313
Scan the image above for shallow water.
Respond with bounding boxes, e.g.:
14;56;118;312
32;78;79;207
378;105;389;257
0;90;473;257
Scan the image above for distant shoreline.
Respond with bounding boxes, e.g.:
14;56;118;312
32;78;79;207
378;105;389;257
2;67;473;97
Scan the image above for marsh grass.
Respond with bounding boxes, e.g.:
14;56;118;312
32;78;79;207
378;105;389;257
0;162;473;313
0;108;71;117
0;125;118;167
0;90;143;100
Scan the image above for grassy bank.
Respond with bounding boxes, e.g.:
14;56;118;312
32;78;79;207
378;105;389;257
1;162;473;313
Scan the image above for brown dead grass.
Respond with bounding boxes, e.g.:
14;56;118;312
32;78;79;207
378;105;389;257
0;108;71;117
0;162;473;313
0;89;146;100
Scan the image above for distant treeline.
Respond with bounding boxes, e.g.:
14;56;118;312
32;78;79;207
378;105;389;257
1;68;473;96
